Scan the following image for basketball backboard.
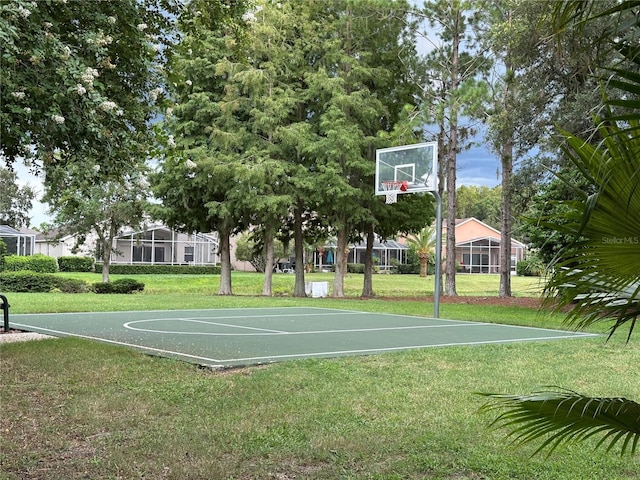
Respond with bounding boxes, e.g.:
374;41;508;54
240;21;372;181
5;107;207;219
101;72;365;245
375;142;438;196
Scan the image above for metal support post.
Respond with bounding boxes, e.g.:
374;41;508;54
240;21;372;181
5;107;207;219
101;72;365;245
432;192;442;318
0;294;9;332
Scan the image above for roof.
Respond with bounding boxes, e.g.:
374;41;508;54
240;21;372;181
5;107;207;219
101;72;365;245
0;225;37;237
325;237;408;250
456;236;526;248
0;225;20;235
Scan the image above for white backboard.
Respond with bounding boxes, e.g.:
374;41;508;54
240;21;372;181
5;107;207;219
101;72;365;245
375;142;438;195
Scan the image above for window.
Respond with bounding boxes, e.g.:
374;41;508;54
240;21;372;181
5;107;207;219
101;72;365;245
133;246;152;262
184;246;194;262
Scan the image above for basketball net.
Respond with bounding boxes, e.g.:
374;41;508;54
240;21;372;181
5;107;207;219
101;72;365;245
381;181;407;204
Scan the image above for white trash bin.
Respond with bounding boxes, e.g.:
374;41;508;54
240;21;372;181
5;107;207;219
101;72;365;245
305;281;328;298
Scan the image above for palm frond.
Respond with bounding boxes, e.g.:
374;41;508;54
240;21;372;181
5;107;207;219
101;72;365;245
478;389;640;456
542;105;640;338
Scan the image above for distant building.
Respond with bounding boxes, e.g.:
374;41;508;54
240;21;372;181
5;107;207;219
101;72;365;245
0;225;36;256
443;217;526;273
33;223;219;266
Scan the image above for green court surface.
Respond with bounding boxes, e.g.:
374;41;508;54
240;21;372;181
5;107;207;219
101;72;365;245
11;307;598;367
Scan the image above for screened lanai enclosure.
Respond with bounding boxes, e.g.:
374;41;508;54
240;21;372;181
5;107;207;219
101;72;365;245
313;237;409;271
0;225;35;256
112;225;219;266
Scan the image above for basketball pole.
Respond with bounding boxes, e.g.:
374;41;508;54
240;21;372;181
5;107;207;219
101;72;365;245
432;191;442;318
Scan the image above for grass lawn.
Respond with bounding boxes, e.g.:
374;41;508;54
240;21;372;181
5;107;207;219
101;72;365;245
1;273;638;479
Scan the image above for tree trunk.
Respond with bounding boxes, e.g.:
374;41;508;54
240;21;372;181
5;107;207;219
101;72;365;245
445;7;461;297
218;225;233;295
262;226;275;296
293;204;307;297
101;240;111;283
333;227;348;297
99;225;116;283
499;138;513;297
419;255;428;277
361;224;375;297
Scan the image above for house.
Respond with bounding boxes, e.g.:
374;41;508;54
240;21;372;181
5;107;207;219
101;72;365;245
33;224;219;266
0;225;36;256
34;228;91;257
318;236;409;271
112;224;219;265
443;218;526;273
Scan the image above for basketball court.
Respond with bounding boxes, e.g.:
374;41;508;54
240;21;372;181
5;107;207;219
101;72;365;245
10;307;598;368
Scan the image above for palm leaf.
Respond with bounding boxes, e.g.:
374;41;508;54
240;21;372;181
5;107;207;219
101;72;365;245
479;389;640;456
539;87;640;333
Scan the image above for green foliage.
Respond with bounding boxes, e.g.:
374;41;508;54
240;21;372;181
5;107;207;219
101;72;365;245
3;254;57;273
234;233;290;273
346;263;365;274
0;238;6;271
0;271;88;293
58;256;95;273
396;263;420;275
92;278;145;294
479;388;640;456
1;0;179;171
456;185;501;229
94;264;221;275
516;258;543;277
0;167;35;228
482;0;640;458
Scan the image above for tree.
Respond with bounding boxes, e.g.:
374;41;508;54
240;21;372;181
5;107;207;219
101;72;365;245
455;185;500;228
404;225;436;277
2;0;179;282
43;161;148;282
419;0;489;296
481;0;640;455
152;0;248;295
0;166;35;228
234;232;290;275
1;0;178;174
302;0;423;298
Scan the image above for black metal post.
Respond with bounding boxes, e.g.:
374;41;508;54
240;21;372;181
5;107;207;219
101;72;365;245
0;294;9;332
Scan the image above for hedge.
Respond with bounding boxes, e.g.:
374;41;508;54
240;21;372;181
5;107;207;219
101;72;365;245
516;258;543;276
396;263;420;274
3;254;58;273
0;271;89;293
95;264;221;275
58;256;95;272
346;263;365;274
92;278;145;294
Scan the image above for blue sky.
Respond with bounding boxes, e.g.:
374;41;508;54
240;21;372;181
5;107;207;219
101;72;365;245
457;143;500;187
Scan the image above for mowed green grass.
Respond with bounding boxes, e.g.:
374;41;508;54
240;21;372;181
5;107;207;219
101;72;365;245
1;273;638;479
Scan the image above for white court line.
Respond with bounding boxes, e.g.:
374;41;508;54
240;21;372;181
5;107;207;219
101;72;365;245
123;318;288;334
218;333;600;364
10;322;598;367
10;323;225;364
123;318;493;336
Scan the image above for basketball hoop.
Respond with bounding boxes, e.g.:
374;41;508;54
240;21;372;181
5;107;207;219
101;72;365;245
381;180;408;204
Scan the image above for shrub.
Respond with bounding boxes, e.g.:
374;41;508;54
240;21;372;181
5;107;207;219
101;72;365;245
396;263;420;274
94;264;221;275
92;278;145;294
0;238;7;272
58;256;95;272
0;271;88;293
346;263;365;274
517;258;544;276
4;254;58;273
